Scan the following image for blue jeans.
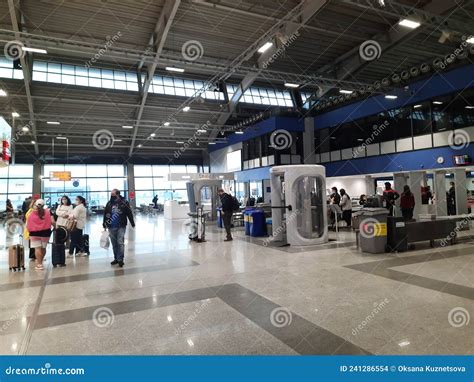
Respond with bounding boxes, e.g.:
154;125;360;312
109;227;126;262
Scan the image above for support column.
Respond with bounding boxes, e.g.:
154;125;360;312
408;171;424;218
303;117;315;164
32;160;41;196
454;168;468;214
126;162;136;210
202;150;210;172
434;170;447;216
393;172;408;209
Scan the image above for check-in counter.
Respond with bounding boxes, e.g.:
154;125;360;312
164;200;190;220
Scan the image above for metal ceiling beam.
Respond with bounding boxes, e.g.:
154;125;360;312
7;0;39;155
129;0;181;156
210;0;329;138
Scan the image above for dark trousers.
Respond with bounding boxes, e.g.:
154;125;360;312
401;208;414;220
222;211;233;239
342;210;352;227
69;228;83;255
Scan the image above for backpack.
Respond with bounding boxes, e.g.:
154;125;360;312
231;196;240;211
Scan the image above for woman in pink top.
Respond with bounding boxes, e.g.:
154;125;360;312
26;199;54;270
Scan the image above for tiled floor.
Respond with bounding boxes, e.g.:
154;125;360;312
0;214;472;355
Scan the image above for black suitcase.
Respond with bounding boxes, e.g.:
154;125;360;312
82;234;90;255
51;243;66;267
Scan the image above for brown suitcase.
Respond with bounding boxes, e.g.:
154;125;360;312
9;244;25;271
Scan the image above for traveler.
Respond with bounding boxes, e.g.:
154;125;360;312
103;189;135;267
68;196;88;257
382;182;400;216
218;188;234;241
329;187;341;205
400;185;415;220
359;194;368;206
55;195;73;227
339;189;352;227
21;196;32;216
421;186;432;205
26;199;53;270
23;197;38;260
5;199;14;218
152;195;158;209
447;181;456;215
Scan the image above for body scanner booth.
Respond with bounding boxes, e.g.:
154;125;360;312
186;179;222;220
270;165;328;246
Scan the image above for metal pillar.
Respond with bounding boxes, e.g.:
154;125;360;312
454;168;468;214
433;170;448;216
126;163;136;210
303;117;315;164
33;160;41;196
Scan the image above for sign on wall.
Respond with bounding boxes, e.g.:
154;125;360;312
50;171;72;181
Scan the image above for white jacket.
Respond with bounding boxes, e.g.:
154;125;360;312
55;204;73;227
71;203;87;230
340;194;352;211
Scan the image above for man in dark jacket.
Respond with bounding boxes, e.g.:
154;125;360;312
218;188;234;241
103;189;135;267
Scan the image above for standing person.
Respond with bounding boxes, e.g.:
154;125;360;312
24;197;38;260
55;195;73;227
26;199;53;270
217;188;234;241
359;194;368;206
447;181;456;215
421;186;433;205
400;185;415;220
329;187;341;205
152;195;158;209
383;182;400;216
5;199;14;219
67;196;88;257
339;189;352;227
103;189;135;267
21;196;32;216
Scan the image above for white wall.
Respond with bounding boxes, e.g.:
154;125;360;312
209;142;243;173
327;176;367;198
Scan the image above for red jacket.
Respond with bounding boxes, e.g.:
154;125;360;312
400;193;415;209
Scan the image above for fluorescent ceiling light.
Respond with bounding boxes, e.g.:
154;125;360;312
163;122;170;126
47;121;60;125
208;142;216;145
0;89;7;97
339;89;353;94
465;106;474;109
398;19;421;29
465;36;474;44
22;126;29;132
150;133;156;137
432;101;443;105
56;136;67;140
413;104;422;109
183;106;190;112
138;144;142;148
122;125;133;129
113;139;122;142
166;66;184;73
284;83;299;88
176;141;184;144
235;131;244;134
385;95;397;99
22;47;47;54
257;42;273;53
11;112;20;117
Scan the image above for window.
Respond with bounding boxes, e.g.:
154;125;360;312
226;150;242;172
0;164;34;212
411;102;432;136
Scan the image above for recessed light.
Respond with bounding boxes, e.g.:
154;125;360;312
138;144;142;148
398;19;421;29
433;101;443;105
176;141;184;144
385;95;398;99
22;126;29;132
465;106;474;109
122;125;133;129
47;121;60;125
413;104;422;109
56;136;67;140
22;47;47;54
467;37;474;44
183;106;190;112
11;112;20;117
0;89;7;97
284;83;299;88
357;138;364;141
208;142;216;145
166;66;185;73
339;89;353;94
113;139;122;142
258;42;273;53
150;133;156;137
164;122;170;126
197;129;207;133
31;140;35;144
235;131;244;134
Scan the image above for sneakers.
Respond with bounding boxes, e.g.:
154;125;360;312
224;237;233;242
110;260;118;265
76;252;89;257
68;253;74;257
118;261;124;268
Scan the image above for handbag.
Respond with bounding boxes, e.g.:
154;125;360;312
100;230;110;249
65;219;77;232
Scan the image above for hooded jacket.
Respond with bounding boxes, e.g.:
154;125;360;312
103;195;135;229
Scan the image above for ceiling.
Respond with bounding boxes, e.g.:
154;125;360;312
0;0;473;164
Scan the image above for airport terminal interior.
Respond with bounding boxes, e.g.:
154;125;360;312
0;0;473;356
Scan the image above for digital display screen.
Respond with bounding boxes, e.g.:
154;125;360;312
453;155;471;166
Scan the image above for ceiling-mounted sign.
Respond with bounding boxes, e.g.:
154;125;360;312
50;171;72;181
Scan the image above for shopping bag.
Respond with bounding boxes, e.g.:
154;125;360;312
100;230;110;249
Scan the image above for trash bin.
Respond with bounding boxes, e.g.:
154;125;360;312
244;209;253;236
217;208;223;228
266;218;272;237
358;208;389;254
249;210;266;237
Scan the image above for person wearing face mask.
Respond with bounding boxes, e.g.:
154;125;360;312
55;195;73;227
67;196;88;257
103;189;135;267
26;199;54;270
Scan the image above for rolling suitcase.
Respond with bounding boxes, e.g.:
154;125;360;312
9;244;25;271
51;243;66;267
82;234;90;255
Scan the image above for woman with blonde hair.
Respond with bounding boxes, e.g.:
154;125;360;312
26;199;54;270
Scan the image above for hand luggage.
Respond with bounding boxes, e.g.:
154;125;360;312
100;231;109;249
51;242;66;267
9;244;25;271
65;219;77;232
82;234;90;254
